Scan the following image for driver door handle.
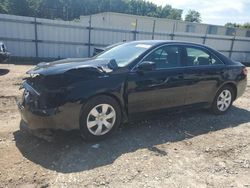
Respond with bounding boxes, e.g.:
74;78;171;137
149;77;170;87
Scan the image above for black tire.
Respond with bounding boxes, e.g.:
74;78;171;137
211;85;235;115
79;95;122;142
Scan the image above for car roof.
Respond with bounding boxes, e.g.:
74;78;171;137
127;40;234;66
126;40;210;48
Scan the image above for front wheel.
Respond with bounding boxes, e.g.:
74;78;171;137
80;96;121;141
211;86;235;115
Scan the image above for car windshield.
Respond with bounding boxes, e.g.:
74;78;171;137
95;43;152;67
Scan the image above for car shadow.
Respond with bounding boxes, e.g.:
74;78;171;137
13;106;250;173
0;69;9;76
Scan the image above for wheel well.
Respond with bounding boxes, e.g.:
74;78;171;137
223;83;237;100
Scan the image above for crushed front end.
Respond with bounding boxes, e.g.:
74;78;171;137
17;73;81;130
17;58;115;131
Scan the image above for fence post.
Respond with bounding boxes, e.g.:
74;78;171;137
133;19;138;41
152;20;156;40
88;15;92;57
203;26;209;44
170;22;176;40
34;17;39;59
229;31;236;59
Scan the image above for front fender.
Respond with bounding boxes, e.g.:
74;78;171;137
66;74;128;121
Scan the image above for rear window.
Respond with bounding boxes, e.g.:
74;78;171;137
186;47;224;66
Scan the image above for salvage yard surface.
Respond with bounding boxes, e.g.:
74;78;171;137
0;64;250;188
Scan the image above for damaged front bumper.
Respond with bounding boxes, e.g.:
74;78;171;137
17;81;81;130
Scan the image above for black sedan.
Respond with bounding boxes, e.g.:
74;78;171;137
17;40;247;141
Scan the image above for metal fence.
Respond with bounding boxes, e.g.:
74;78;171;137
0;13;250;63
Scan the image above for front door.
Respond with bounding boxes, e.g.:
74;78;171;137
127;45;187;114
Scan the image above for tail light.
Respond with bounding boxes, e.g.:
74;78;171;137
243;67;248;76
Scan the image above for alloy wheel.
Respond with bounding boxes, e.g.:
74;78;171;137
216;89;232;112
87;104;116;136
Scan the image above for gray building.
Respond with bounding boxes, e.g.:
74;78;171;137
0;12;249;62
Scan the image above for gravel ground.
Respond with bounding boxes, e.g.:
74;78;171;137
0;64;250;188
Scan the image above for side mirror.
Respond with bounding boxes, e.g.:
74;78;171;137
137;61;156;72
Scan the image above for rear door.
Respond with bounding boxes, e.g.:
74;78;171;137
183;46;226;105
127;45;187;114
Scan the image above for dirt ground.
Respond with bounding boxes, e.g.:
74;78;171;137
0;63;250;188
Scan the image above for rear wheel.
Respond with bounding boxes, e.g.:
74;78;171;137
211;85;235;115
80;96;121;141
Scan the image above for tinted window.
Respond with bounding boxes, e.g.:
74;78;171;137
226;28;236;36
208;25;218;35
246;30;250;37
186;47;223;66
144;46;181;69
0;44;4;52
186;25;196;33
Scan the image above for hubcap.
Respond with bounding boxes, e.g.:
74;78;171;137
87;104;116;136
217;89;232;112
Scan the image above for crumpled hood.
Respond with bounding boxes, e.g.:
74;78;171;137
27;58;114;76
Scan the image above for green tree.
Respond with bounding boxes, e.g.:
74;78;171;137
242;23;250;28
0;0;186;21
168;8;182;20
185;9;201;23
0;0;9;14
225;22;240;28
225;22;250;29
7;0;32;16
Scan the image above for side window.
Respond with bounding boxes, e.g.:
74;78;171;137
144;46;181;69
208;25;218;35
186;47;223;66
186;25;196;33
226;28;236;36
246;30;250;37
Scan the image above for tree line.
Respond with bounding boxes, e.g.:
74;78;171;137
225;22;250;29
0;0;202;23
1;0;249;28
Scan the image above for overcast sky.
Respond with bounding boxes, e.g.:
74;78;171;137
148;0;250;25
